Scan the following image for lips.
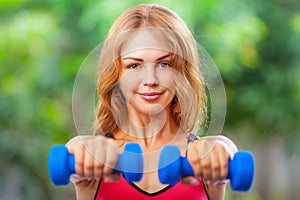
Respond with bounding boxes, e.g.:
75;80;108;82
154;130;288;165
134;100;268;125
138;92;161;101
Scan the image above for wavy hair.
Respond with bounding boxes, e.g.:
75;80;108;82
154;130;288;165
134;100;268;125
94;4;207;135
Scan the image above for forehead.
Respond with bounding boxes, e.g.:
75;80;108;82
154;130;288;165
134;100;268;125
120;29;170;56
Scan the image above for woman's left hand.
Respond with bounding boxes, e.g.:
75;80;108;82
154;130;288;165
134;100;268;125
182;135;238;185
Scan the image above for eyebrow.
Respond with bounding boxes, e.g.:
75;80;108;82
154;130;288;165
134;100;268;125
122;53;171;62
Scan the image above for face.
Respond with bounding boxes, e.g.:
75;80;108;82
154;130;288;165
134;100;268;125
118;30;175;118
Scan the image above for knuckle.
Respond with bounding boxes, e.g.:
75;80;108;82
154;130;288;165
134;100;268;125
189;155;200;165
95;162;104;169
201;159;210;169
194;168;202;177
76;158;84;167
221;162;228;169
220;173;227;180
75;160;83;172
94;167;104;178
75;165;83;175
211;164;220;171
84;163;94;170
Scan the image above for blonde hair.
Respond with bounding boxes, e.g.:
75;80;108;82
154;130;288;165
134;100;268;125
94;4;207;135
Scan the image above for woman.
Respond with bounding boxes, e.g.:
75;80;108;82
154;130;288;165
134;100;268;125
66;4;237;200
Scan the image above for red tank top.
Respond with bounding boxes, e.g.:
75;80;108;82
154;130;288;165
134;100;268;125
94;176;209;200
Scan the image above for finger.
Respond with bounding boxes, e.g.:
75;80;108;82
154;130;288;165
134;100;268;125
198;139;214;159
93;155;104;180
210;150;220;181
219;149;229;180
93;139;107;179
181;176;200;185
74;143;85;176
103;140;119;176
104;173;120;183
201;156;212;181
187;143;202;178
83;147;95;177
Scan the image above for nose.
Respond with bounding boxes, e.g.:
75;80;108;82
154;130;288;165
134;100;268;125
142;64;158;86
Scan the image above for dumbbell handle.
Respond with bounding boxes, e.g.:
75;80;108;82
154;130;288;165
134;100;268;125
48;143;144;185
159;145;255;192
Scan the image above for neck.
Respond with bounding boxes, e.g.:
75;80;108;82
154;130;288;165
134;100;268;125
117;108;182;150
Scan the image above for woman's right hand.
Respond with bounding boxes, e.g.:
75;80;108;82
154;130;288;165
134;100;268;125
66;135;120;182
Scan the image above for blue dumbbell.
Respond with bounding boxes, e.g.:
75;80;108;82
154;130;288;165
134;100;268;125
48;143;144;185
158;145;255;192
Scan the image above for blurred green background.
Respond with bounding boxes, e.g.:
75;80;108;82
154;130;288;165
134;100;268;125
1;0;300;199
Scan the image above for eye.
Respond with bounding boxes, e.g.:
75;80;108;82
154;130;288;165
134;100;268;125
157;61;171;68
128;63;142;69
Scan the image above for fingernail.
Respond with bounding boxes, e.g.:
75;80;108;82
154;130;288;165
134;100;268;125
189;178;200;185
104;177;115;183
104;176;116;183
104;174;120;183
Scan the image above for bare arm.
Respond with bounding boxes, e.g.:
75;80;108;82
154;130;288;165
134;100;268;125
73;180;99;200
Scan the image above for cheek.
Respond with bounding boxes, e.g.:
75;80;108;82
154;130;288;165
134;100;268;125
158;71;176;93
118;71;140;99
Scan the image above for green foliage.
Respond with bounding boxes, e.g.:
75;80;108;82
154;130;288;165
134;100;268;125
0;0;299;199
